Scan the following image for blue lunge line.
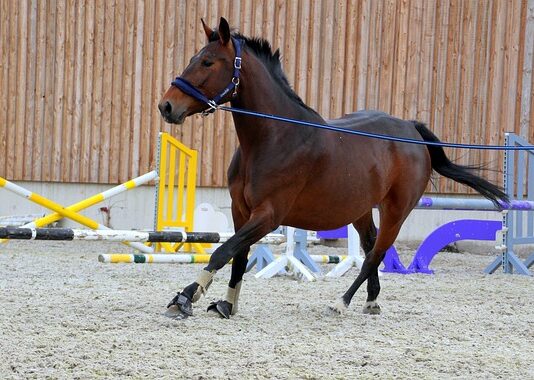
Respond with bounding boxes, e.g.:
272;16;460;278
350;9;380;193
218;105;533;151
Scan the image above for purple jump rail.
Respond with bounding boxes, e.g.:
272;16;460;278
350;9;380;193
417;197;534;211
407;219;502;274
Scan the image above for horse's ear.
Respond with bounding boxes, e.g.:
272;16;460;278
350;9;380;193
218;17;231;45
273;48;281;61
201;18;213;40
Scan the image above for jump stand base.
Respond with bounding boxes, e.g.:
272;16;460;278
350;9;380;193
381;246;411;274
254;227;316;281
326;255;364;277
484;251;533;276
246;245;277;273
255;255;316;281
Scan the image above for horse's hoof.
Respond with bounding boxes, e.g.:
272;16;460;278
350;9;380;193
328;299;348;315
207;300;232;319
164;292;193;319
362;301;381;315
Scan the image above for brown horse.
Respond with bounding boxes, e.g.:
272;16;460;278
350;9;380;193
158;18;507;319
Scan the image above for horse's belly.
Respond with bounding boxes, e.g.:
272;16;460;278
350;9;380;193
281;187;376;231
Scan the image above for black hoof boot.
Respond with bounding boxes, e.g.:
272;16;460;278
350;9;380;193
207;300;232;319
164;292;193;320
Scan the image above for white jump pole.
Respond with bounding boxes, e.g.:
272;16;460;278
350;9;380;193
0;226;286;245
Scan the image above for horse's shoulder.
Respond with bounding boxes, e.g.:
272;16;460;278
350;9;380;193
227;147;243;183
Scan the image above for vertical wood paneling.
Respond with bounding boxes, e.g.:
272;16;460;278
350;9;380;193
0;0;532;195
442;0;462;193
317;0;334;117
32;0;47;181
430;0;450;156
66;0;81;182
0;0;8;178
378;0;397;113
457;0;476;150
190;3;205;185
109;0;125;183
355;0;371;111
519;0;534;140
330;0;346;118
78;0;92;182
15;0;28;180
138;0;154;178
306;0;321;112
392;0;410;118
23;0;37;180
416;0;436;123
61;0;75;182
130;1;144;179
118;1;135;182
470;0;490;174
90;0;105;182
342;0;359;114
366;0;383;110
51;0;65;182
41;0;57;181
295;0;310;105
6;0;18;180
485;0;507;188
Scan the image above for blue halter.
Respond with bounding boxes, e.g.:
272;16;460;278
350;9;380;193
171;37;243;114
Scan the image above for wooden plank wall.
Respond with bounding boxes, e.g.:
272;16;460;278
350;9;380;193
0;0;533;194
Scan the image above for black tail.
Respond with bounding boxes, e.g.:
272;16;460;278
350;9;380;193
413;121;509;207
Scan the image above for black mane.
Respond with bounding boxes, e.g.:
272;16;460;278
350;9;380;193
208;30;320;116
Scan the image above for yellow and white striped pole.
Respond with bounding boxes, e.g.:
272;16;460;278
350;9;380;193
98;253;348;264
9;171;157;230
0;176;154;253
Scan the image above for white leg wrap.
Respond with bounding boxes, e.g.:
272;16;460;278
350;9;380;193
226;281;242;315
363;300;381;315
192;269;216;302
331;298;348;315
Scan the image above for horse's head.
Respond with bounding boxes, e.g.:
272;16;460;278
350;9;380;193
159;17;238;124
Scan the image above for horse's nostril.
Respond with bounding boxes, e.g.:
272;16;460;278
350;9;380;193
164;101;172;115
159;101;173;116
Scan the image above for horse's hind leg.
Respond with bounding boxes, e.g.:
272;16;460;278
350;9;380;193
351;212;381;314
332;202;409;315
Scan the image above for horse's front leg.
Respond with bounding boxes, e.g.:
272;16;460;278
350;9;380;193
164;206;276;319
206;206;249;318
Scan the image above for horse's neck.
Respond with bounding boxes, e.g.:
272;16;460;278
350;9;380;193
230;53;323;153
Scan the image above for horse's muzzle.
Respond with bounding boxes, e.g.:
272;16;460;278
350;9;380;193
158;100;187;124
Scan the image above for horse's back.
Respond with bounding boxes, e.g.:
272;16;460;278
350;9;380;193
325;110;430;172
328;110;422;139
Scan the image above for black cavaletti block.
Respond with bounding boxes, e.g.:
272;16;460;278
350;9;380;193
0;227;75;240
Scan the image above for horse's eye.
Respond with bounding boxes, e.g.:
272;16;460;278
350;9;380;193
202;60;214;67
